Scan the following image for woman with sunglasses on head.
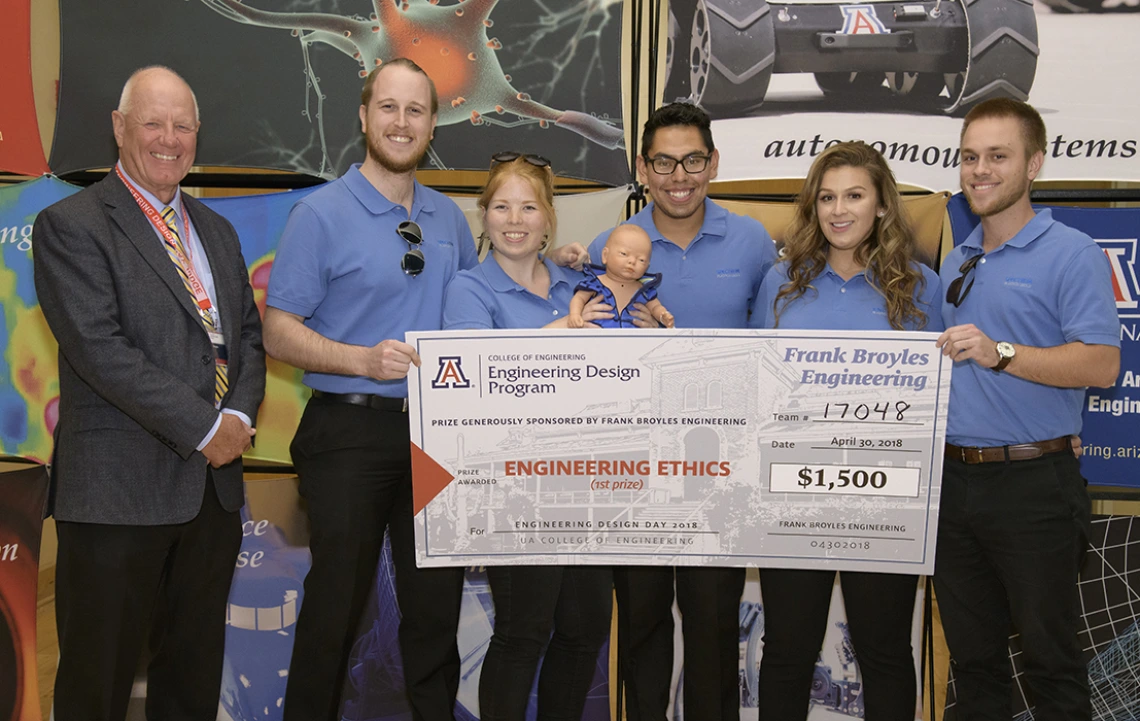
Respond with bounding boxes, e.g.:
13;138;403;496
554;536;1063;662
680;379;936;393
750;142;942;721
442;151;615;721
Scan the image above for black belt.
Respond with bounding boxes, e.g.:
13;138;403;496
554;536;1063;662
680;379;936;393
311;389;408;413
945;437;1071;464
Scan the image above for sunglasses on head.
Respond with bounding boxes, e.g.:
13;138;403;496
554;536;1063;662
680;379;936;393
945;253;981;307
397;220;425;277
491;151;551;169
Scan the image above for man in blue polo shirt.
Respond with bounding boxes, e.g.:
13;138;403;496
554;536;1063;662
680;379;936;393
264;59;478;721
935;99;1120;721
586;102;777;721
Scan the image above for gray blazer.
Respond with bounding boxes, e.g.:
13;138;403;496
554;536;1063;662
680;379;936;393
32;172;266;525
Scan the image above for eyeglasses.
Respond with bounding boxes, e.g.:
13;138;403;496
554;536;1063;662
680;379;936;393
491;151;551;168
945;253;981;307
645;153;711;175
397;220;425;277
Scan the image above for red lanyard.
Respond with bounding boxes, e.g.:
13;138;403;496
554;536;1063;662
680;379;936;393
116;166;214;315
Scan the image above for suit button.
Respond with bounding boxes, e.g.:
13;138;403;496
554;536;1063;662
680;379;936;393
202;355;211;365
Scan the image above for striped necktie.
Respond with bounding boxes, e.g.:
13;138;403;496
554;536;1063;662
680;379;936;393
161;206;229;403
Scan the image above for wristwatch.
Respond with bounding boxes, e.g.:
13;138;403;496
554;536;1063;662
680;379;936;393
994;341;1016;372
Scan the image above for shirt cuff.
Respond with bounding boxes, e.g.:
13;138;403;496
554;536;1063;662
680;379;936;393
196;409;254;451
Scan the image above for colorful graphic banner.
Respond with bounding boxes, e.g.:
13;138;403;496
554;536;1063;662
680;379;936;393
0;177;80;464
52;0;627;184
665;0;1140;188
947;194;1140;488
0;463;50;721
0;0;50;176
0;176;639;467
199;188;319;464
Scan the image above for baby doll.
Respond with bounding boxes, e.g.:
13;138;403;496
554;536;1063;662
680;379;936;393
567;224;675;328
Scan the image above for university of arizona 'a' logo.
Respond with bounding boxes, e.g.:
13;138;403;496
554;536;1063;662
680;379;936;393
840;5;890;34
1097;239;1140;317
432;356;471;389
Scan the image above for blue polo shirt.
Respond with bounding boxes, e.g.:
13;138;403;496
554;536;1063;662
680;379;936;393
267;164;477;396
587;199;777;328
941;209;1119;447
443;253;585;330
752;261;944;332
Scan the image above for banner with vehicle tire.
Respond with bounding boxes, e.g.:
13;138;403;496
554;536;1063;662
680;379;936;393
665;0;1140;189
0;463;50;721
946;193;1140;488
943;513;1140;720
0;0;50;176
50;0;628;185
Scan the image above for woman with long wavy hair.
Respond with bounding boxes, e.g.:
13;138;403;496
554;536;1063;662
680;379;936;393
752;142;943;721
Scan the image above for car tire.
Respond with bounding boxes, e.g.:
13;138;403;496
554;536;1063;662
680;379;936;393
815;71;886;96
886;71;949;110
689;0;776;119
664;3;699;103
945;0;1039;115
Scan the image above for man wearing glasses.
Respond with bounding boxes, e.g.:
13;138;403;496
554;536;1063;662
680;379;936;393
264;58;478;721
586;102;777;721
934;98;1120;720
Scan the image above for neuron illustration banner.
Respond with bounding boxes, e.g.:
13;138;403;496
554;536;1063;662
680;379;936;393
51;0;627;184
664;0;1140;189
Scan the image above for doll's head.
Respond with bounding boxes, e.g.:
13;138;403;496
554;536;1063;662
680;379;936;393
600;225;653;282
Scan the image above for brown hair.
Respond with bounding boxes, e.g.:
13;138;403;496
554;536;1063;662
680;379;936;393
477;156;557;254
773;142;928;331
961;98;1047;157
361;58;439;116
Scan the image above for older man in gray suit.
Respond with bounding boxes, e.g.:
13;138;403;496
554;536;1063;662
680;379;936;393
33;66;265;721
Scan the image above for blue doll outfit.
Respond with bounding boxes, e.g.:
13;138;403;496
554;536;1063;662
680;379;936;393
576;263;663;328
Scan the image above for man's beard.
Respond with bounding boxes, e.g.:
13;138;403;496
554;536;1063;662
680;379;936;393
366;131;429;174
965;172;1030;218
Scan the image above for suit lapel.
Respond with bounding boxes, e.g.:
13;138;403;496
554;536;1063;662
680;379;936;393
100;175;208;332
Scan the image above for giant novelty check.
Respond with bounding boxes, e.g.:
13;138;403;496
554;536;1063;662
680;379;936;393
408;329;952;574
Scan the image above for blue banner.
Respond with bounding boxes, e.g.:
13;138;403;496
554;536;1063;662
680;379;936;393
947;194;1140;488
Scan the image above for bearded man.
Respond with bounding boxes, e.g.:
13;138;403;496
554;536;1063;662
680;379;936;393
265;58;478;721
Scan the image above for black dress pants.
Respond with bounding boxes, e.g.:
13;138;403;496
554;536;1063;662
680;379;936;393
756;568;919;721
282;397;465;721
479;566;613;721
614;565;746;721
934;453;1091;721
53;472;242;721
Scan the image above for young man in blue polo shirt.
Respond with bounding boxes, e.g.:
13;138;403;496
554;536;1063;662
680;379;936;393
264;59;478;721
935;99;1120;721
586;102;777;721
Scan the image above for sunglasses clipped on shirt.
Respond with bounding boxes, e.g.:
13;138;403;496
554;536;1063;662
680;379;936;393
945;253;982;307
490;151;551;169
397;220;425;277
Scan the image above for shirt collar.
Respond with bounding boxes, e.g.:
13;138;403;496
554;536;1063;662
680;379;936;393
343;163;437;218
822;264;867;282
962;208;1055;253
482;253;576;294
637;198;729;244
117;161;183;213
